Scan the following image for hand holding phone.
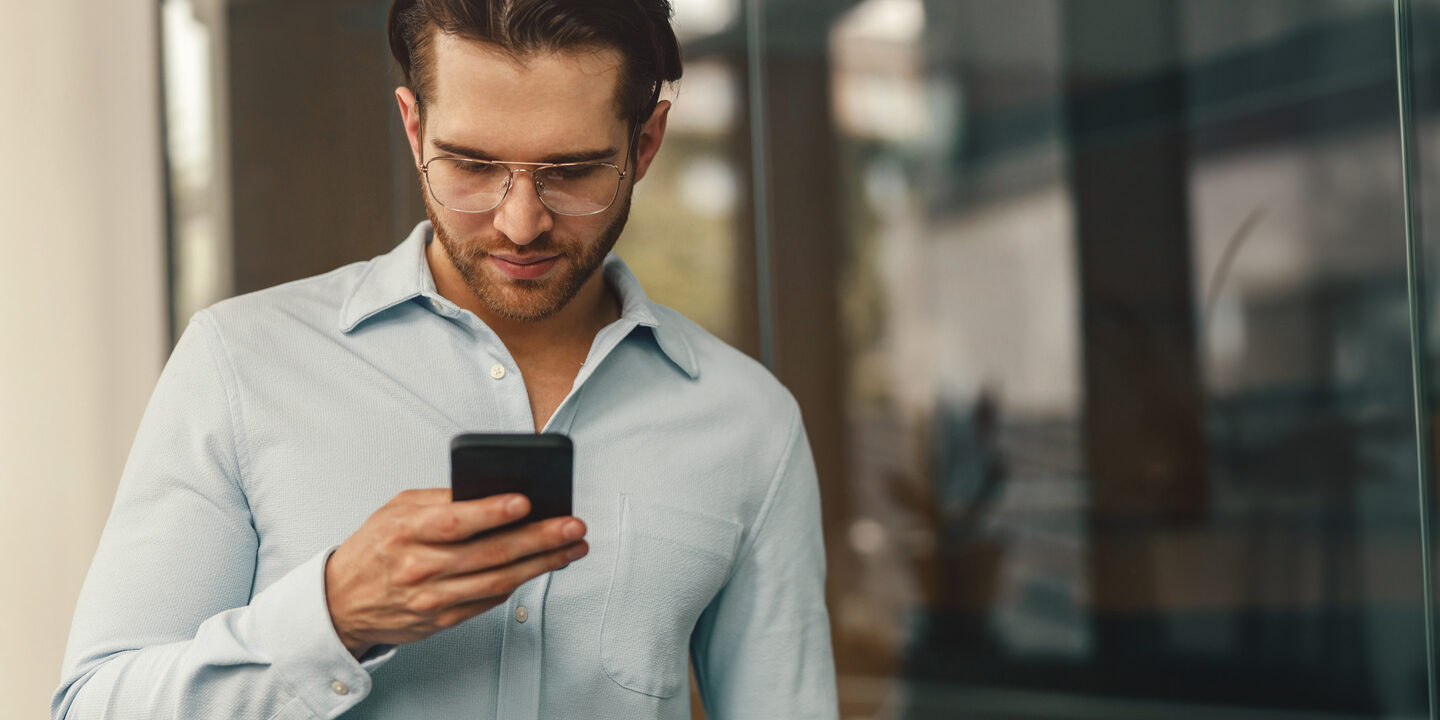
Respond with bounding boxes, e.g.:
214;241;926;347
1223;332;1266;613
321;433;582;659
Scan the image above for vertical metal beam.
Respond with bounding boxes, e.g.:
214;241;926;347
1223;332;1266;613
1392;2;1438;717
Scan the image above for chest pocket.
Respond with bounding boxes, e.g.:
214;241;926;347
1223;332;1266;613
600;494;742;698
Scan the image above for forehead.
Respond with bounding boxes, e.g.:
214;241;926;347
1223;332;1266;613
426;33;628;158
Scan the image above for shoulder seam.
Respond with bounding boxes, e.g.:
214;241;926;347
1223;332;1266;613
725;398;803;577
191;312;254;512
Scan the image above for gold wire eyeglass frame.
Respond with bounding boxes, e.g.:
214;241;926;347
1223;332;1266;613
422;158;626;217
420;125;639;217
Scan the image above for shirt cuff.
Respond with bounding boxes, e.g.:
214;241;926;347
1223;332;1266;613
250;546;399;719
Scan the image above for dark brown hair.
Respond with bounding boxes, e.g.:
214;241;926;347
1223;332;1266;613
387;0;682;130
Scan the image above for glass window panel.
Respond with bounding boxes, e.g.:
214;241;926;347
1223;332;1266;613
755;0;1432;717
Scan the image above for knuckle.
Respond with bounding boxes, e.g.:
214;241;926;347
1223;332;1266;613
379;513;413;541
374;532;407;564
431;510;461;538
394;553;434;585
406;590;446;615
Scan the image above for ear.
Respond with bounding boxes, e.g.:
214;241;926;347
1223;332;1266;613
396;87;424;169
630;100;671;185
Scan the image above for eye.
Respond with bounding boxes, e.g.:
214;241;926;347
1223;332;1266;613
546;164;606;181
456;160;499;175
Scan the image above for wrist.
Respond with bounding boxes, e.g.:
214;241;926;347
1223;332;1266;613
322;549;369;659
342;635;374;661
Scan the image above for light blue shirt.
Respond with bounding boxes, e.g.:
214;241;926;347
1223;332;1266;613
54;222;837;720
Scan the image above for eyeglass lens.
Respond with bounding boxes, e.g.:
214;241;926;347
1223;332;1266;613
426;159;621;215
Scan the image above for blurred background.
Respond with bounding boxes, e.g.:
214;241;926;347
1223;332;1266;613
10;0;1440;718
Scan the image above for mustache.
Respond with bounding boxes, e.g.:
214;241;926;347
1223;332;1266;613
452;233;558;259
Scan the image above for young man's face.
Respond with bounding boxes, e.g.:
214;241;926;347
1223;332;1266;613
398;33;667;322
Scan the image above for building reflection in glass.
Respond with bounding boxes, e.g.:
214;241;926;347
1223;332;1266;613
795;0;1431;717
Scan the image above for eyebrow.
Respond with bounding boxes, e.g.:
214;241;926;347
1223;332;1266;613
430;138;619;164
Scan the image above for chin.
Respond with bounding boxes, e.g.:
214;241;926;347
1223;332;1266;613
478;269;576;322
464;244;595;323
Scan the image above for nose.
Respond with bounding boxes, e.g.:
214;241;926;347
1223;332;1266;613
492;169;554;246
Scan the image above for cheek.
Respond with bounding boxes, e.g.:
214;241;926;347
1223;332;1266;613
561;216;609;238
435;209;496;239
452;213;493;231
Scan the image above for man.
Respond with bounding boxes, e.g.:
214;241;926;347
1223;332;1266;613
53;1;837;718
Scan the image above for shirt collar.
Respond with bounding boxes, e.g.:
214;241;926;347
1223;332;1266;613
337;221;437;333
599;252;699;379
338;221;699;379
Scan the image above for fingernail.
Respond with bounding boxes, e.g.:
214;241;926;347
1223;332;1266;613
506;496;527;516
567;544;587;561
562;520;583;540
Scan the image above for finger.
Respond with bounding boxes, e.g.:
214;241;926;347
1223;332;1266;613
433;541;589;610
440;516;587;578
389;487;453;506
409;493;530;543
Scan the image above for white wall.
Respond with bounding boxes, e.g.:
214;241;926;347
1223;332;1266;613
0;1;167;717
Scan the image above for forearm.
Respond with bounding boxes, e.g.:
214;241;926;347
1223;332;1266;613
54;549;395;720
58;614;310;720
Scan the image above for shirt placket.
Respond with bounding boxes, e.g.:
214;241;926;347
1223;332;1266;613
481;345;533;429
495;574;550;720
469;316;637;718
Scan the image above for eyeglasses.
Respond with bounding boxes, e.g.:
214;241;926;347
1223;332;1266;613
421;155;627;217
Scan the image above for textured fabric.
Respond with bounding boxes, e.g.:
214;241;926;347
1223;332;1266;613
54;221;838;720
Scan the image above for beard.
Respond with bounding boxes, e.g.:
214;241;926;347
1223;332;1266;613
423;186;631;323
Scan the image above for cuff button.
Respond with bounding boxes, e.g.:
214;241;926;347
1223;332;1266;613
332;680;350;696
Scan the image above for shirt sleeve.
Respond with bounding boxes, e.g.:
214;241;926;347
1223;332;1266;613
52;313;397;720
689;403;839;720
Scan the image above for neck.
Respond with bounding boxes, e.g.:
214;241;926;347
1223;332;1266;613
426;238;621;360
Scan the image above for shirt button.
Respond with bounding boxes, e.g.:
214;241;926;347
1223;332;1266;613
515;605;529;623
490;363;506;380
331;680;349;696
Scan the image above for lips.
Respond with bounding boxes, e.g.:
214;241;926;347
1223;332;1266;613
490;254;559;280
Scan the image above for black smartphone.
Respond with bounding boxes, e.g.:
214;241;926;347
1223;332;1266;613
450;433;574;531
